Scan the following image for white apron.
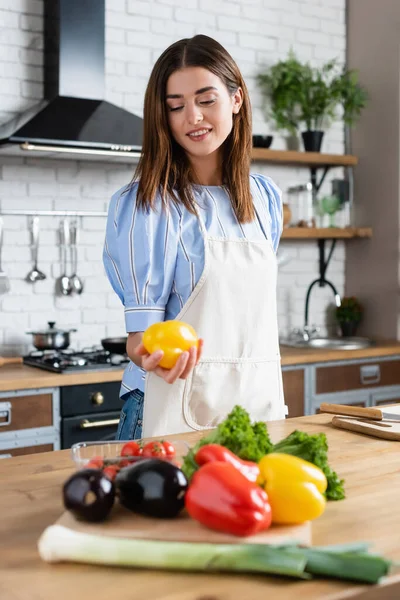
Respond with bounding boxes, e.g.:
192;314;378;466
143;197;286;437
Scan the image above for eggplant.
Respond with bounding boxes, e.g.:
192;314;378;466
63;468;115;522
116;458;188;518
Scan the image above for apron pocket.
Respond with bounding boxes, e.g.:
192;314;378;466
183;359;284;431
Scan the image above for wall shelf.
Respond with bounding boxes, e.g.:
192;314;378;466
251;148;358;168
281;227;372;240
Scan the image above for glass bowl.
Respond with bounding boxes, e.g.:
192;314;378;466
71;439;190;470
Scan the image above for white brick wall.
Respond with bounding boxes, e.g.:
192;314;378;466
0;0;346;355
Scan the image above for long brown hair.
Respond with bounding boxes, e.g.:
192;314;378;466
132;34;254;223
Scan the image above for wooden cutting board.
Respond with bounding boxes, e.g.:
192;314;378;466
331;415;400;440
54;503;312;546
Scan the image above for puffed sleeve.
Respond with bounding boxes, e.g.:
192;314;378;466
103;183;179;332
251;174;283;252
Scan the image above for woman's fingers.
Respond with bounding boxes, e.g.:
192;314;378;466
135;342;148;356
142;349;164;371
154;351;188;384
179;345;197;379
196;339;204;364
139;339;204;383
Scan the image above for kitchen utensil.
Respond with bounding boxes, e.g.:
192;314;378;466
286;183;315;227
26;321;77;351
56;219;73;296
25;216;46;283
320;403;400;422
70;221;83;295
0;356;23;367
331;415;400;441
320;195;340;227
0;216;10;294
101;337;128;355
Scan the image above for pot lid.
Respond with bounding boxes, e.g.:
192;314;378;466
27;321;77;335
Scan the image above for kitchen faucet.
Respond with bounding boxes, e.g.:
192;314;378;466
290;240;341;342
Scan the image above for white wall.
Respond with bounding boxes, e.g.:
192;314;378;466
0;0;346;355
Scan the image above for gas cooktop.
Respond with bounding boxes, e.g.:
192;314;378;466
23;347;129;373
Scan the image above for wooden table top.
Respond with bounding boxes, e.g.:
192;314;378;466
1;411;400;600
0;340;399;392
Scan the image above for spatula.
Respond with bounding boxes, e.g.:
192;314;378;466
0;216;10;294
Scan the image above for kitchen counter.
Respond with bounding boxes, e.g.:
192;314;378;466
1;411;400;600
0;340;399;393
280;339;400;366
0;363;125;392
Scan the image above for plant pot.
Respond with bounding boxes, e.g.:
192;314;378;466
285;134;300;151
302;130;324;153
339;321;359;338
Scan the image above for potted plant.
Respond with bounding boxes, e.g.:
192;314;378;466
256;52;303;149
257;53;368;153
336;296;363;337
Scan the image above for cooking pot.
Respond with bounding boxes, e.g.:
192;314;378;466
26;321;77;350
101;337;128;355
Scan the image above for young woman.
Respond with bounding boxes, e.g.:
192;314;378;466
104;34;286;440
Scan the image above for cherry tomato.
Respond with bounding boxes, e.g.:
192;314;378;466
86;457;104;469
121;441;142;457
103;465;120;482
142;320;199;369
142;441;167;458
161;440;176;457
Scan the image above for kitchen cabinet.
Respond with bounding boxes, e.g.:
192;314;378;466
308;355;400;415
0;443;55;459
315;359;400;394
0;387;60;455
0;392;53;432
282;367;305;417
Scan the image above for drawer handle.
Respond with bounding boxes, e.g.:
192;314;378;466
0;402;11;427
91;392;104;406
80;418;119;430
360;365;381;385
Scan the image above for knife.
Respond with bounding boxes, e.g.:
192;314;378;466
319;403;400;422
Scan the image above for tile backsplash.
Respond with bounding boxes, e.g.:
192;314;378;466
0;0;346;355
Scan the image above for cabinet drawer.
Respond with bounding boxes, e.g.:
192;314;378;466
375;397;400;406
282;369;304;417
0;443;54;458
61;382;121;416
0;393;53;433
316;360;400;394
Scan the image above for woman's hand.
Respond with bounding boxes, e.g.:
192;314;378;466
135;339;204;384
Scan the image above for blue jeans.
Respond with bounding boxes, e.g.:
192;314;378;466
115;389;144;440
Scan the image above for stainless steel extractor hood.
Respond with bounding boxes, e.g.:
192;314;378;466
0;0;144;162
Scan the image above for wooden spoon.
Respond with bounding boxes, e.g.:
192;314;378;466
0;356;23;368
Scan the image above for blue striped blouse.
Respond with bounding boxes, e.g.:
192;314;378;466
103;174;283;396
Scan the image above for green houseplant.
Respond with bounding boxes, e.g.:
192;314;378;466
257;51;303;140
336;296;363;337
257;53;368;152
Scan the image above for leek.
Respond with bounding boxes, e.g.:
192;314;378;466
38;526;308;578
38;525;392;583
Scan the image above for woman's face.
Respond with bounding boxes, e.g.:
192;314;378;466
166;67;242;161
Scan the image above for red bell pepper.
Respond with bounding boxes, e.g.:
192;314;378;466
195;444;260;482
185;462;272;537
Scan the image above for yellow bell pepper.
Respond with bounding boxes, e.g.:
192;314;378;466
258;453;327;524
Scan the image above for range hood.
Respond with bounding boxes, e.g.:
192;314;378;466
0;0;143;162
